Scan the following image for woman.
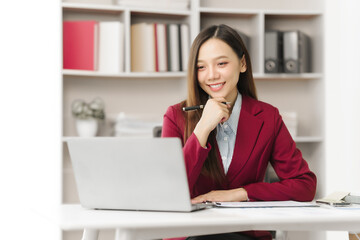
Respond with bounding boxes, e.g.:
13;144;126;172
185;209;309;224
162;24;316;240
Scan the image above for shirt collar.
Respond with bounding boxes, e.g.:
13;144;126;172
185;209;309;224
222;91;242;134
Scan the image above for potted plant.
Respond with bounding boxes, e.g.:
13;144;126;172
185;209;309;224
71;97;105;137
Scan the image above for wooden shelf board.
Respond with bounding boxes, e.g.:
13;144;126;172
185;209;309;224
62;2;125;13
63;136;323;143
62;2;190;16
130;7;190;16
62;69;186;78
264;10;322;18
294;136;323;143
253;73;323;80
199;7;258;17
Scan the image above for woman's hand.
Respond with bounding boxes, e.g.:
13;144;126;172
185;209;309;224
193;97;231;147
191;188;248;204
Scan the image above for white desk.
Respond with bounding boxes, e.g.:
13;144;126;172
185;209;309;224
58;204;360;240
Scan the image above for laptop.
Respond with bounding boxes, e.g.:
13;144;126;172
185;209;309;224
67;137;207;212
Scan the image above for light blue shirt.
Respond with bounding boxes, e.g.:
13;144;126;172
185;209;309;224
216;92;242;175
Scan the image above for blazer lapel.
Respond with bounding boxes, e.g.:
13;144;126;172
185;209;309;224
227;96;264;182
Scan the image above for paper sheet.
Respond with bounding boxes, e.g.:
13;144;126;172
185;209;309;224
214;201;319;208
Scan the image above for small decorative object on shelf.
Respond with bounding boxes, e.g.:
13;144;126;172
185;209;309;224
280;111;298;138
71;97;105;137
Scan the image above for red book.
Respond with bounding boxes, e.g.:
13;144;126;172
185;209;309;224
154;23;159;72
63;21;99;70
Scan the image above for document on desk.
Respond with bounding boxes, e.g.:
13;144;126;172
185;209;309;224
214;201;319;208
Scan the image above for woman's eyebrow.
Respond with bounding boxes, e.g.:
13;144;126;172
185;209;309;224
197;56;230;63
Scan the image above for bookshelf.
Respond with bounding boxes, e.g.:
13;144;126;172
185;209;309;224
62;0;325;239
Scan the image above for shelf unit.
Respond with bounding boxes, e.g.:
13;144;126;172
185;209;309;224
62;0;325;239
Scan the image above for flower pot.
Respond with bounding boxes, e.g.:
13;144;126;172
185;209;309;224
76;118;98;137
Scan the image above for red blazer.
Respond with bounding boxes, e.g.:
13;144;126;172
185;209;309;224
162;95;317;240
162;95;317;201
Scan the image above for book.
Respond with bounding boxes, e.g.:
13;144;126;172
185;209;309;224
316;191;352;206
155;23;168;72
166;24;172;71
168;23;180;72
99;22;124;73
178;24;182;71
154;23;159;72
180;24;190;71
131;23;156;72
63;21;99;70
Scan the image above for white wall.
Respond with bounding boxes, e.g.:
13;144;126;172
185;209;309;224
325;0;360;238
0;0;61;239
325;0;360;199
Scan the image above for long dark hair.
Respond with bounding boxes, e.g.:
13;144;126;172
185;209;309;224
182;24;257;184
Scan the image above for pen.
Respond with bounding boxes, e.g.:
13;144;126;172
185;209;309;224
182;102;231;112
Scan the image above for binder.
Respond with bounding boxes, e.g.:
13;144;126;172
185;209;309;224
264;31;283;73
283;30;311;73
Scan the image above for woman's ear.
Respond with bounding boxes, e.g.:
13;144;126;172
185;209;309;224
240;55;247;73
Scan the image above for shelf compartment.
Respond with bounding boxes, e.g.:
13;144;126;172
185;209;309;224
264;14;323;74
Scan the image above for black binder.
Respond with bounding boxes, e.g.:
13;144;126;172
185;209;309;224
264;31;283;73
283;30;311;73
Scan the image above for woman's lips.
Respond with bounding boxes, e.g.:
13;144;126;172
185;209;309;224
208;82;225;91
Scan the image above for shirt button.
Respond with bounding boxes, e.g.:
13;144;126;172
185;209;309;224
224;137;228;141
222;156;227;160
224;125;228;129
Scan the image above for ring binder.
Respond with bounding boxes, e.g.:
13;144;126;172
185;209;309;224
265;31;283;73
283;30;311;73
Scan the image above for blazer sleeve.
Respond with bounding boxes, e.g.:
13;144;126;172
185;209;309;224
161;105;211;194
243;107;317;202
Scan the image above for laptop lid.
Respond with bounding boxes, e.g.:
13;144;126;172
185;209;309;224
67;137;201;212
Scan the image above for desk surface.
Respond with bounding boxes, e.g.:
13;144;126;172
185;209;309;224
58;204;360;239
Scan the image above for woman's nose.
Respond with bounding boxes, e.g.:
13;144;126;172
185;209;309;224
208;66;220;80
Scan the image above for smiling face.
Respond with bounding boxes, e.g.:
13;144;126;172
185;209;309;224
197;38;247;103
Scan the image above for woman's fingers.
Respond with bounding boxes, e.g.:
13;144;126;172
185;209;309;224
193;98;231;145
191;189;248;204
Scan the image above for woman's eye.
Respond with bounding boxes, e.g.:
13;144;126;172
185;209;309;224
197;65;205;70
218;62;228;66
